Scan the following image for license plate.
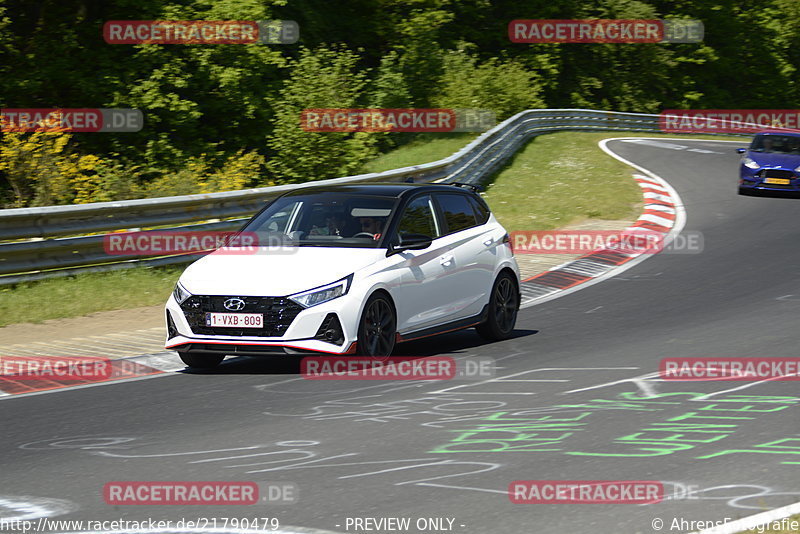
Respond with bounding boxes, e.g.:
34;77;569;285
764;177;791;185
205;312;263;328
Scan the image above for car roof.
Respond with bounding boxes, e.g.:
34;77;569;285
281;182;478;199
755;130;800;137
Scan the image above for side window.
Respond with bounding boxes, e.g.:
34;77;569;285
397;195;438;238
437;193;478;234
468;196;490;225
256;200;301;233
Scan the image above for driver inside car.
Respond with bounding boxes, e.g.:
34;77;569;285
357;216;386;239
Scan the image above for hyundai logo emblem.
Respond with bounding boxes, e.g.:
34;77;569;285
223;298;246;311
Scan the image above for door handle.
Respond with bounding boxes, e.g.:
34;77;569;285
440;254;454;266
483;238;495;247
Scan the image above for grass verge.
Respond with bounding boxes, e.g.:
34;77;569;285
0;131;748;326
484;131;747;231
0;266;183;326
484;131;642;231
359;133;479;173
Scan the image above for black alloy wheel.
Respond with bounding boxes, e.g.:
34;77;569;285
357;293;397;356
476;271;519;341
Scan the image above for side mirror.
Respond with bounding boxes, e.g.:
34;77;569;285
387;233;433;256
736;148;746;154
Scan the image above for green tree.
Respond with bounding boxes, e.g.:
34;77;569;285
266;46;377;183
431;45;545;119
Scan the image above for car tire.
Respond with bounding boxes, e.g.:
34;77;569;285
357;292;397;356
476;271;519;341
178;352;224;369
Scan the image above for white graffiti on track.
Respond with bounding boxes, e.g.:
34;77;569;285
263;393;511;426
0;495;76;521
18;435;800;509
17;437;505;496
19;436;138;451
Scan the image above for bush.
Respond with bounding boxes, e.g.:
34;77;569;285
86;159;145;202
0;128;269;206
144;150;267;198
0;129;103;207
265;46;378;183
200;150;268;193
431;47;545;120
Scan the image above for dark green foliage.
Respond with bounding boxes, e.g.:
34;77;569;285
0;0;797;205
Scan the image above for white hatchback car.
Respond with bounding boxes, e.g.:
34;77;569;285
165;183;520;368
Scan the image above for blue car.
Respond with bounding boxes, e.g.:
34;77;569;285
738;131;800;195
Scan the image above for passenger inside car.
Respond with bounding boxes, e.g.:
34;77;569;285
309;212;347;236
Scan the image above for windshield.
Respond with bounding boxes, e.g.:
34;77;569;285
749;135;800;154
242;192;397;248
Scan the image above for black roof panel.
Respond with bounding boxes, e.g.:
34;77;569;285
281;182;476;198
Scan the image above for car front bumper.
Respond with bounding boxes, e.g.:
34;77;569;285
164;293;360;355
740;167;800;192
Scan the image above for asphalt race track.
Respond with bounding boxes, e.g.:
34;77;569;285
1;138;798;534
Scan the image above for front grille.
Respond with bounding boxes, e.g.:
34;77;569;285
760;169;796;179
180;295;304;337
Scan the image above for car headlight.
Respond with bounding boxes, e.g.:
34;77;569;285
743;157;760;169
795;164;800;172
173;282;192;304
289;274;353;308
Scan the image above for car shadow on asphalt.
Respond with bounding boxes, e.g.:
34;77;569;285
739;189;800;199
179;328;539;376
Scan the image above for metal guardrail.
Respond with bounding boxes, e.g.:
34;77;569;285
0;109;744;285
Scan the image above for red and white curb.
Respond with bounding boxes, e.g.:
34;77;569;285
519;137;686;309
0;353;184;400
